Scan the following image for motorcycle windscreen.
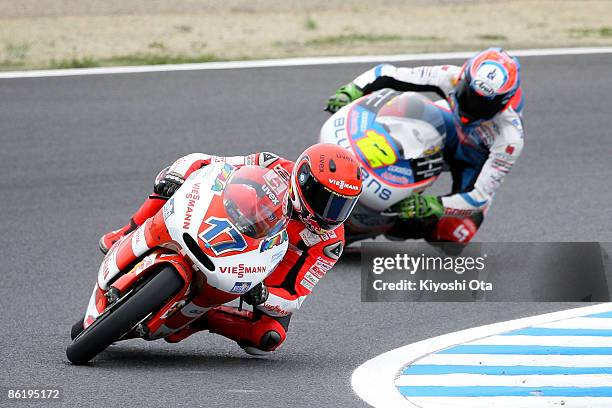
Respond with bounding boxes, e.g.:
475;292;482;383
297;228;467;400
222;166;289;239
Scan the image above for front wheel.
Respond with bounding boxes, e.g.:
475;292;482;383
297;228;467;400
70;316;85;340
66;266;183;364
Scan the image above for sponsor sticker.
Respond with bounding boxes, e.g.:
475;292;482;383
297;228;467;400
219;264;266;278
445;208;477;216
349;110;359;133
316;257;334;270
271;251;285;265
359;111;369;131
299;228;320;246
230;281;252;294
131;254;156;275
309;258;334;279
492;157;512;172
262;303;289;316
261;183;280;205
273;164;290;183
473;79;495;95
304;272;319;286
260;230;289;252
474;63;506;94
387;164;413;177
299;228;337;247
379;163;415;186
163;198;175;220
380;171;410;185
183;182;202;229
263;169;288;195
300;278;315;291
210;163;233;194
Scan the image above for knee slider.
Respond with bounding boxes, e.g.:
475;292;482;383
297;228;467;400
260;330;282;350
239;330;284;356
249;315;287;352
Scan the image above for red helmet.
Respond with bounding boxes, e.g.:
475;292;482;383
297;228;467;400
290;143;362;234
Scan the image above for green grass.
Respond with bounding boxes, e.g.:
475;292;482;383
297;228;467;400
305;33;403;46
568;26;612;38
148;41;166;51
598;27;612;37
4;41;31;61
173;24;192;33
104;53;218;66
527;22;548;29
50;56;100;69
304;16;318;31
0;59;27;69
27;53;219;70
0;42;31;69
303;33;442;47
475;34;508;41
405;35;443;42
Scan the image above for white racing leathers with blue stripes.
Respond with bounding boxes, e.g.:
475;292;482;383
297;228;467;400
353;64;525;216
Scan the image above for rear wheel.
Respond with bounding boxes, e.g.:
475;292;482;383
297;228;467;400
66;266;183;364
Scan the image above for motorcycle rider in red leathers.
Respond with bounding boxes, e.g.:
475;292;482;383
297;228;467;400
326;48;524;244
99;144;362;355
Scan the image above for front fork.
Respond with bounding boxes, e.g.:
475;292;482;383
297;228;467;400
84;250;193;332
85;208;239;339
84;249;238;340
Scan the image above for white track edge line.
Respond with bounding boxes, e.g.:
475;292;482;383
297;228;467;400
351;302;612;408
1;47;612;79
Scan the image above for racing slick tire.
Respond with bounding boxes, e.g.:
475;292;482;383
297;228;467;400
66;266;183;364
70;316;85;340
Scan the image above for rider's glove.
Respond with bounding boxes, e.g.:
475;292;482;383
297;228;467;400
393;194;444;220
325;82;364;113
243;283;269;306
154;172;185;197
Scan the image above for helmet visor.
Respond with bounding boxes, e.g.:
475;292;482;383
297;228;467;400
455;78;508;122
297;162;358;229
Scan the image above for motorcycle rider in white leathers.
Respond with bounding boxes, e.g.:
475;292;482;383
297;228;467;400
326;47;525;243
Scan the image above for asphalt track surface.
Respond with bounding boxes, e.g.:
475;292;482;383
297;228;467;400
1;53;611;407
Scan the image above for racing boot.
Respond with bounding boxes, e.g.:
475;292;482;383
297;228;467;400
207;306;287;355
99;195;167;254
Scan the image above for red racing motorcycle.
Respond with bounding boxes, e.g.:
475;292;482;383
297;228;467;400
67;163;291;364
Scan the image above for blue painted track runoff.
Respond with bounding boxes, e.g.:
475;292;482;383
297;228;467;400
397;311;612;402
398;386;612;397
